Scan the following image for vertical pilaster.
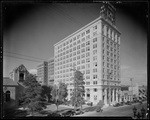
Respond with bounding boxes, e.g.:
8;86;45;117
112;88;115;103
116;88;118;102
104;88;107;105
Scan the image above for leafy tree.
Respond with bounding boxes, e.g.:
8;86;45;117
51;82;68;111
20;74;46;116
41;85;53;103
70;70;85;110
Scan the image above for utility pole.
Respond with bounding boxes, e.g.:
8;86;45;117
108;72;112;106
130;78;133;101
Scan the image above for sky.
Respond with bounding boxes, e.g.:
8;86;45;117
3;2;148;86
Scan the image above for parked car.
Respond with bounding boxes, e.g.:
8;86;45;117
120;101;125;106
60;109;75;117
74;108;84;115
86;101;93;106
125;101;132;105
113;103;120;107
96;106;103;112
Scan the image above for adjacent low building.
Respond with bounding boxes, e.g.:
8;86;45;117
48;58;54;86
37;61;48;86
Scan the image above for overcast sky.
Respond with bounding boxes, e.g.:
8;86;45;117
3;2;148;86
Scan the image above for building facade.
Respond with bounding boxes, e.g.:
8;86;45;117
129;83;147;101
3;64;28;107
37;61;48;86
48;58;54;86
54;2;121;105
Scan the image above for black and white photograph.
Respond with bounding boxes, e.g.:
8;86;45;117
2;1;148;118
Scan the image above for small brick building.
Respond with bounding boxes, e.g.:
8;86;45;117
3;64;29;107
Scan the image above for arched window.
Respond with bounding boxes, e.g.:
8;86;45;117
19;73;24;81
5;91;10;102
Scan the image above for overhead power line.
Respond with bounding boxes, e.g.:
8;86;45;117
3;54;43;63
51;4;82;27
55;5;83;27
3;51;48;61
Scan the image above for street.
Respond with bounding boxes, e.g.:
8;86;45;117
75;101;147;117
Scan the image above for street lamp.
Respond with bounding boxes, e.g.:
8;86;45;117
133;106;137;118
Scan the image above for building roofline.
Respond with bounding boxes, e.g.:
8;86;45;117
54;16;102;46
54;16;120;47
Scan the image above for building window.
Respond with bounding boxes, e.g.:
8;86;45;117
86;64;90;68
77;45;80;49
93;75;97;79
81;32;85;37
77;35;80;39
94;95;97;100
86;76;90;79
86;70;90;74
94;88;97;92
107;57;109;62
77;61;80;65
81;59;85;64
93;50;97;55
86;46;90;51
86;29;90;34
86;58;90;63
81;54;85;58
93;56;97;61
93;44;97;49
86;52;90;57
93;62;97;67
77;50;80;54
93;81;98;85
86;41;90;45
102;24;104;35
107;45;109;50
77;55;80;60
86;81;90;85
77;66;80;70
81;65;85;69
81;43;85;47
93;38;97;43
93;31;97;36
86;35;90;40
81;48;85;53
82;37;85;42
93;68;97;73
107;63;109;68
93;25;97;30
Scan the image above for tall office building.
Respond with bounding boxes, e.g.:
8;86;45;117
48;58;54;86
37;61;48;86
54;2;121;105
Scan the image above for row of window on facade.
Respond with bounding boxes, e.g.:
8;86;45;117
55;39;97;59
55;22;120;52
55;57;119;72
55;60;97;72
101;23;120;43
56;25;97;50
55;40;119;62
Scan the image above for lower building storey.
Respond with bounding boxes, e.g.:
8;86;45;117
67;85;121;105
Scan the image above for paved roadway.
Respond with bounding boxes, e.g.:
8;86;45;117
75;101;147;117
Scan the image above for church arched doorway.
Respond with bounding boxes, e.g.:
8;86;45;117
5;91;10;102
